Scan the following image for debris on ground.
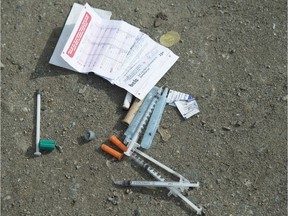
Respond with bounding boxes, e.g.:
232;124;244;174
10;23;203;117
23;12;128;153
154;12;168;27
160;31;181;47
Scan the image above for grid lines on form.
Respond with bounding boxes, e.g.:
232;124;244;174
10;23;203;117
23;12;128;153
78;20;139;78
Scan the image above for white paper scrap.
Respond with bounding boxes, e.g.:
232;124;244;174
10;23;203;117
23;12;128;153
166;89;194;106
175;100;200;120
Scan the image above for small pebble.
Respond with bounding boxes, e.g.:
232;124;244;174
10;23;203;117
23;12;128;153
134;208;141;216
210;128;216;133
158;127;171;142
3;195;11;201
244;179;252;187
18;65;24;70
250;122;258;128
125;189;132;194
78;86;87;94
229;49;235;54
22;107;29;112
107;196;119;205
153;18;163;27
222;126;231;131
234;120;242;127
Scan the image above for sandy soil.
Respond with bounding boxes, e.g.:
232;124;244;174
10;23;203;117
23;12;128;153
1;0;287;215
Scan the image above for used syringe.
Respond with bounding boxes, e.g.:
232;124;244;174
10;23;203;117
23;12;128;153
114;180;199;188
124;89;160;156
134;148;190;184
131;153;203;215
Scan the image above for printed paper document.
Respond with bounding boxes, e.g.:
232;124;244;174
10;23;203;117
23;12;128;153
60;3;178;99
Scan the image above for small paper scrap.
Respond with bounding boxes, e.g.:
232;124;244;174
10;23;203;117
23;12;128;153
166;89;194;106
175;100;199;120
166;89;199;119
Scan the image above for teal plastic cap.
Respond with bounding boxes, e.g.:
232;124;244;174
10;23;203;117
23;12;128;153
39;139;56;151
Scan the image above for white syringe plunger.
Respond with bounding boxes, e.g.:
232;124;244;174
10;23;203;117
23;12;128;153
34;90;41;156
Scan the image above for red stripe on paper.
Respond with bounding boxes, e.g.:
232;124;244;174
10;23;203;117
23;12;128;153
66;12;91;58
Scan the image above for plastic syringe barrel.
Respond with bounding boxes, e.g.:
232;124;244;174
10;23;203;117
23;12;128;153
141;87;169;149
124;87;159;141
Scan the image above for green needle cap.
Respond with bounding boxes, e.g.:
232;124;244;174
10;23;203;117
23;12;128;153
39;139;56;151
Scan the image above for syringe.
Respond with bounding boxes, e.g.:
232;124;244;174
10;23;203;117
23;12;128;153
131;153;203;215
114;180;199;188
134;148;190;184
34;90;42;156
124;89;161;156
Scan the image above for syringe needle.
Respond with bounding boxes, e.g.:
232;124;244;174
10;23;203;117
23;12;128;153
113;180;136;187
114;181;122;185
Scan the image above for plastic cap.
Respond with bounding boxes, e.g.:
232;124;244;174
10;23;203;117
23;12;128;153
39;139;56;151
84;130;96;141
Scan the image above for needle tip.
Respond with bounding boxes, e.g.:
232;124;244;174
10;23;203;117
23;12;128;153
113;180;123;185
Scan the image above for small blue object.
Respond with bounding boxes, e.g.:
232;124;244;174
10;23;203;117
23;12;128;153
188;95;194;100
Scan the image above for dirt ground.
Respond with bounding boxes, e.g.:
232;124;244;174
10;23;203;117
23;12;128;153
1;0;287;215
